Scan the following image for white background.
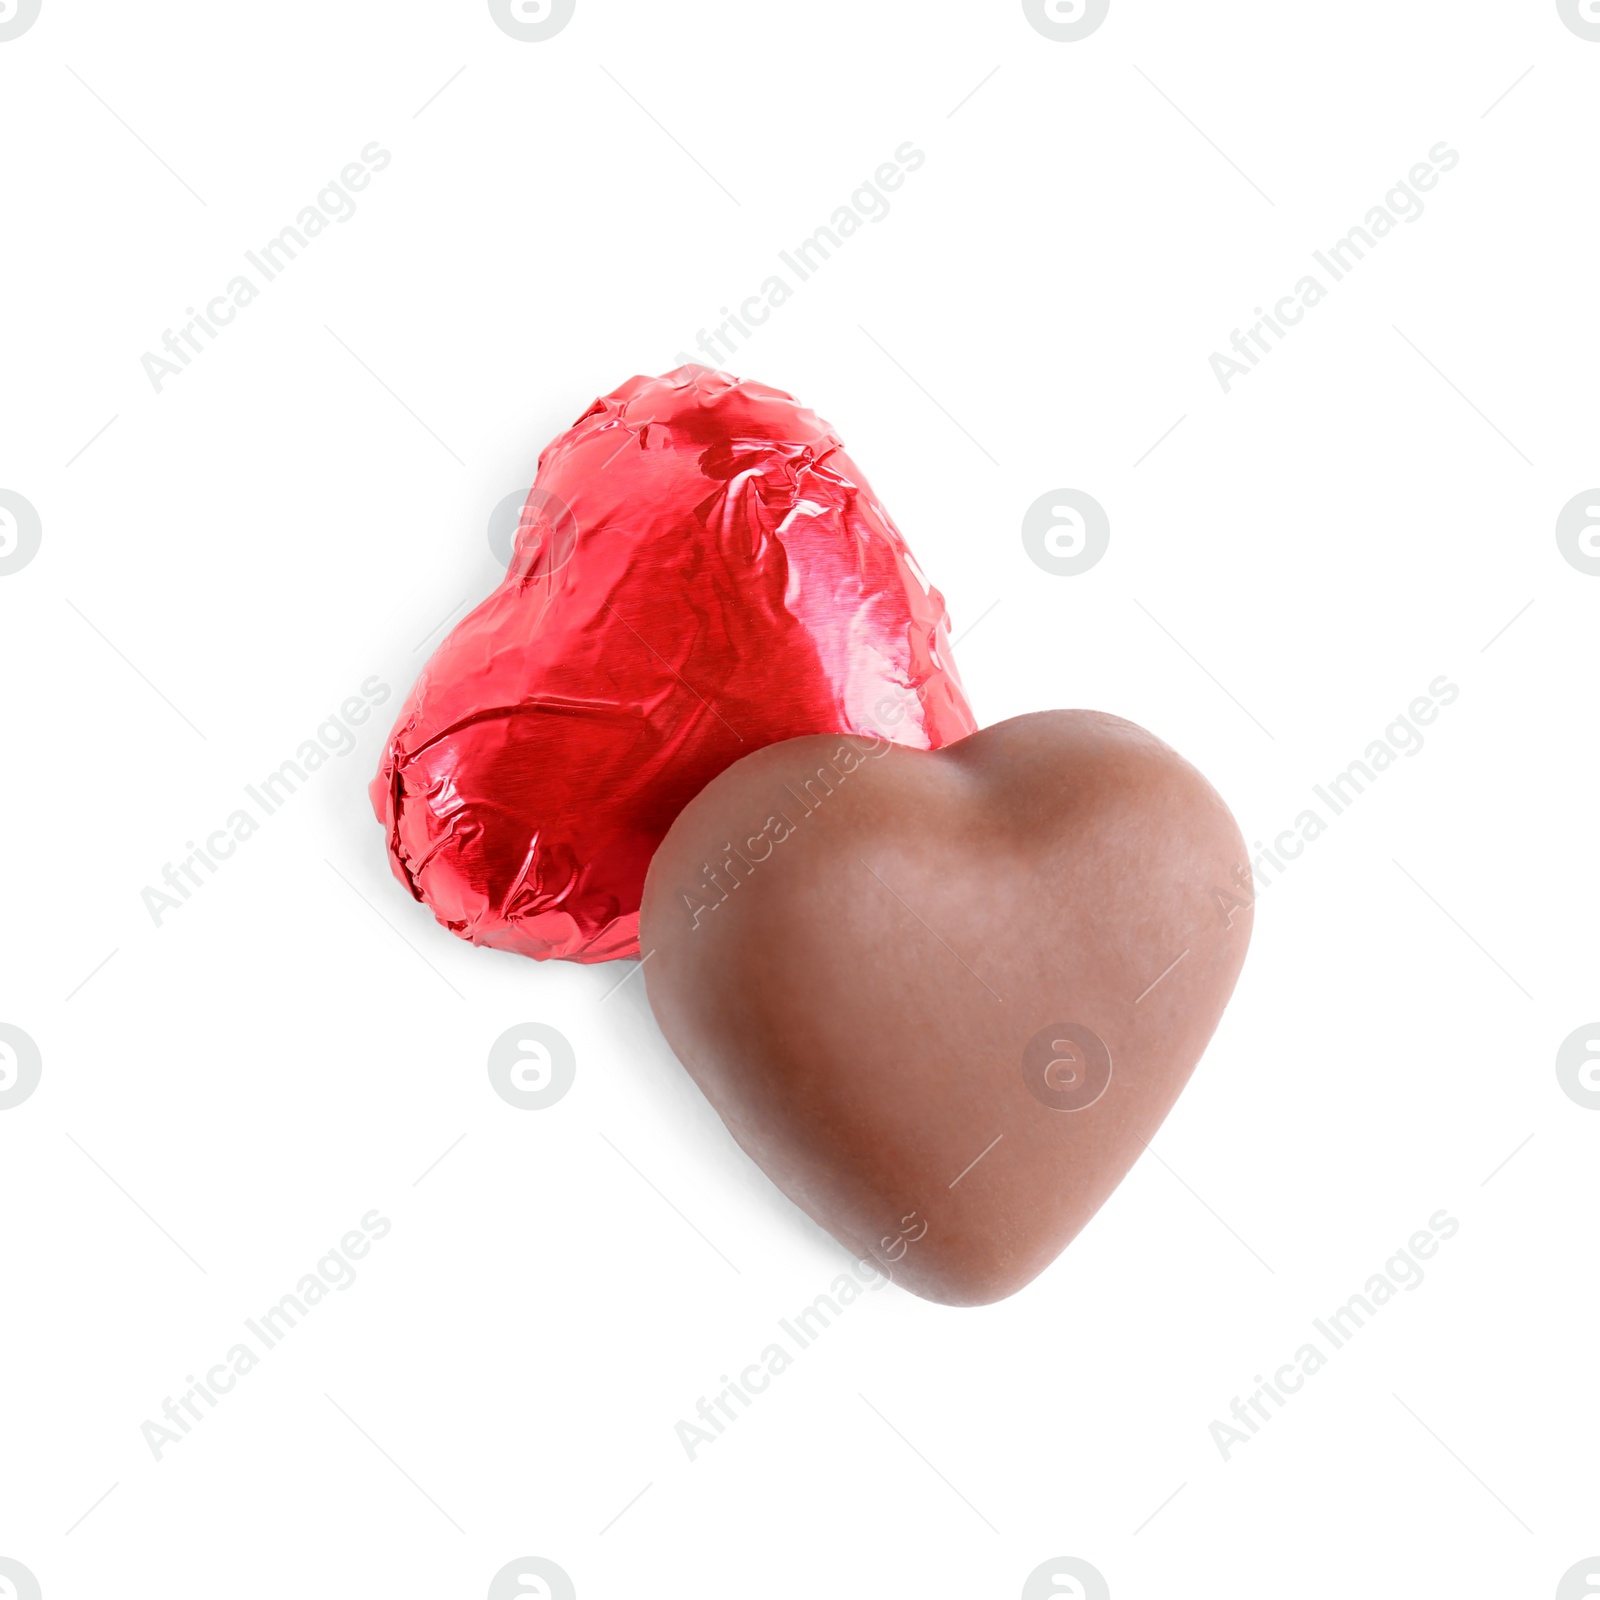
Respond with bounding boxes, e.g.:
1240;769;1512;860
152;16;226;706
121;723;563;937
2;2;1597;1596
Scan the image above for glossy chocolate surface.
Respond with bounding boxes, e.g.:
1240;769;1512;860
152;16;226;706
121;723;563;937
641;711;1253;1306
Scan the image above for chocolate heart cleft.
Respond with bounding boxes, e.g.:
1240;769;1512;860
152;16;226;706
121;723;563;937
640;711;1253;1306
370;366;976;962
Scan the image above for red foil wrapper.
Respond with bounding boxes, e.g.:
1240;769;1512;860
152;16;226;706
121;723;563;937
370;365;977;963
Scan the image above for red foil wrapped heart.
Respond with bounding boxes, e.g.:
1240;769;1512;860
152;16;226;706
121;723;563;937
370;366;977;962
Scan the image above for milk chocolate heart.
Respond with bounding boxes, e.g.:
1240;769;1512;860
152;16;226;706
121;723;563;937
370;366;975;963
640;711;1252;1306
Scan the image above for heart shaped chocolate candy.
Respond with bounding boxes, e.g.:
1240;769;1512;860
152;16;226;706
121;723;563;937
370;366;975;963
640;711;1252;1306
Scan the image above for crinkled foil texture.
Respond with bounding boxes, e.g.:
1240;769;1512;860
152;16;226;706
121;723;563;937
370;365;976;962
